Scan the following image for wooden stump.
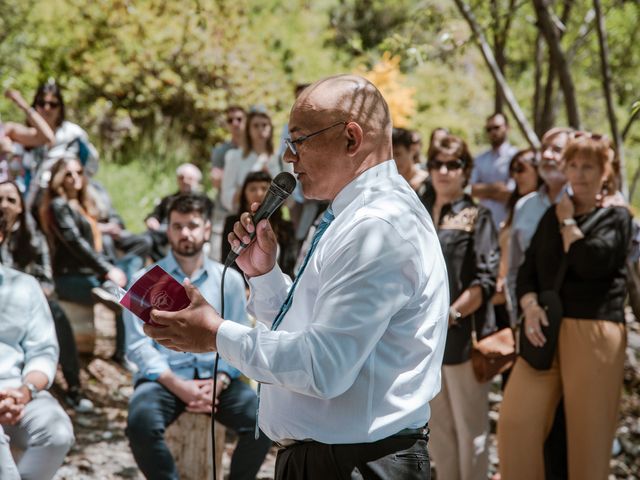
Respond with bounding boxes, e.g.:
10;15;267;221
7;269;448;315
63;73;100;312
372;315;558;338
58;300;96;355
165;412;226;480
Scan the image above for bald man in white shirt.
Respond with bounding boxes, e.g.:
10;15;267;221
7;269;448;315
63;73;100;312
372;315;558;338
145;74;449;479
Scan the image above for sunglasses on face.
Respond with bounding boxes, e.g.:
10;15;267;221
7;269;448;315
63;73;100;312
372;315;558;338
485;125;502;133
36;100;60;109
226;116;243;125
65;169;83;178
427;159;465;171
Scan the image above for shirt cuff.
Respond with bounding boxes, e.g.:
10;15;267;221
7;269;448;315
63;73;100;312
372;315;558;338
217;320;253;370
23;358;57;388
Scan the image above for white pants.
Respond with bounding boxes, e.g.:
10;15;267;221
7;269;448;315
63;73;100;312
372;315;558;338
429;360;490;480
0;391;74;480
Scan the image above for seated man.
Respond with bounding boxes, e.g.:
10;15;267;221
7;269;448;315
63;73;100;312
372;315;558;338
144;163;213;261
0;210;75;480
124;193;271;479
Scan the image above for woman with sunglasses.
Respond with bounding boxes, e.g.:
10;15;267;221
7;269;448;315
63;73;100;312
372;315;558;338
498;134;632;479
220;109;289;214
0;180;94;411
423;135;500;480
23;80;99;212
38;157;128;363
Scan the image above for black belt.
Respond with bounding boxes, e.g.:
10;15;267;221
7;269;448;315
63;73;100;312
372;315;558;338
276;424;429;449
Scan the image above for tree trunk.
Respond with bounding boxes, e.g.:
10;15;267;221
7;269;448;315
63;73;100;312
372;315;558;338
453;0;540;149
594;0;627;198
533;33;544;134
533;0;580;129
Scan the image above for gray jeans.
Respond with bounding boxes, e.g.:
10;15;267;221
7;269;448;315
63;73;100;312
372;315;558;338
0;390;74;480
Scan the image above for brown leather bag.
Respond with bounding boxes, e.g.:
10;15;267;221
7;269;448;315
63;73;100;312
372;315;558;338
470;316;516;383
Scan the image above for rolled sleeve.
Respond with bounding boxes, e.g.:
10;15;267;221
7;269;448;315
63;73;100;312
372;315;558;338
123;308;170;381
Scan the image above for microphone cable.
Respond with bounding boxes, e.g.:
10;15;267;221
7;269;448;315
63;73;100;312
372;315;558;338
210;263;228;480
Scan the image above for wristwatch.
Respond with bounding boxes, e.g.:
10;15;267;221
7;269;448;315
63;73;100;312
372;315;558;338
560;217;577;228
23;382;38;401
449;306;462;325
216;374;231;389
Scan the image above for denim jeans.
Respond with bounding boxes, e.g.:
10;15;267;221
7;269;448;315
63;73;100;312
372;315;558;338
126;379;272;480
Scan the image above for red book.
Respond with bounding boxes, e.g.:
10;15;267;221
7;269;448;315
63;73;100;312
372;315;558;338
119;265;190;325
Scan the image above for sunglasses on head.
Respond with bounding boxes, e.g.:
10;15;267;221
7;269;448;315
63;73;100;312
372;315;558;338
36;100;60;109
427;159;465;171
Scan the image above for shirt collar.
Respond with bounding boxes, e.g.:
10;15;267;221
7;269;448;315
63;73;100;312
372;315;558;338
163;251;209;284
331;160;398;217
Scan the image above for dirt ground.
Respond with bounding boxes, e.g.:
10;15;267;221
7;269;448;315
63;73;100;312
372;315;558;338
49;307;640;479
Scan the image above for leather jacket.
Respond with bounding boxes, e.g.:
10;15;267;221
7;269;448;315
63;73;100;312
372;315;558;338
47;197;113;277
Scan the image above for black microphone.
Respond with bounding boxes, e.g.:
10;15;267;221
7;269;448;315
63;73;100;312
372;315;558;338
224;172;297;267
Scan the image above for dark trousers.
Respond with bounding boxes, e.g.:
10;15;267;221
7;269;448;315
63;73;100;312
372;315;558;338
48;299;81;389
544;402;568;480
275;436;430;480
126;379;272;480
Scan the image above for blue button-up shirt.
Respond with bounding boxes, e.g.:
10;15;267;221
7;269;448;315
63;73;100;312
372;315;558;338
471;142;518;228
124;252;248;383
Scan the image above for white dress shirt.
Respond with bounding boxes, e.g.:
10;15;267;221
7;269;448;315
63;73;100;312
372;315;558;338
217;160;449;444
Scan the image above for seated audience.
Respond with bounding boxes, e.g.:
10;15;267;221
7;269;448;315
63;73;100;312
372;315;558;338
422;135;500;480
125;193;271;479
221;171;296;277
498;134;632;479
220;108;288;213
0;180;93;411
0;210;75;480
38;156;129;362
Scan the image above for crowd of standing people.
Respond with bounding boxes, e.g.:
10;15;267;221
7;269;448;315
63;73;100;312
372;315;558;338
0;76;636;480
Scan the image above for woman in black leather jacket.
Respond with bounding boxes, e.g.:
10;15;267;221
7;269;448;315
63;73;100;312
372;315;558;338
39;157;128;361
422;135;500;480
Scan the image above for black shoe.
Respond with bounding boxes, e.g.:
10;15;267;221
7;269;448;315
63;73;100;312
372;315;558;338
65;387;94;413
91;281;123;312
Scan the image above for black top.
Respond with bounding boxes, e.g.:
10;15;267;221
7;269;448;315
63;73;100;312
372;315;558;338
425;195;500;364
516;205;632;323
48;197;114;277
0;214;53;287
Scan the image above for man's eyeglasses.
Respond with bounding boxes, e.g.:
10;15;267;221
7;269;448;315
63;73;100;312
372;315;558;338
284;121;347;157
36;100;60;109
427;159;465;172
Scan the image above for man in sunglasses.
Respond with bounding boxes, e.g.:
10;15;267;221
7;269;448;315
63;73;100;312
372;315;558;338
470;112;518;229
210;106;246;192
144;74;449;479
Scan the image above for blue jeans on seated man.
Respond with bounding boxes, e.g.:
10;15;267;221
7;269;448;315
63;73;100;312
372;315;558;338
126;378;272;480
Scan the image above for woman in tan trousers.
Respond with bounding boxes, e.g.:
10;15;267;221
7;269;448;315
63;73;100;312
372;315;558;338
497;134;631;480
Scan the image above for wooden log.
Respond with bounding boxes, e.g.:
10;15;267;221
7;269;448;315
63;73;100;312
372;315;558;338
165;412;226;480
57;300;96;355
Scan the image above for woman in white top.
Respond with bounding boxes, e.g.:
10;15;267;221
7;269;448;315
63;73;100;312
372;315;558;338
220;109;288;213
24;80;99;210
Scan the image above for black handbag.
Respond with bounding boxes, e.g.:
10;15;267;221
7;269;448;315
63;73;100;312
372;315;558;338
519;208;609;370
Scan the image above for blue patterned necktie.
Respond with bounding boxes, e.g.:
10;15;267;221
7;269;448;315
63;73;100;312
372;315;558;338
254;207;335;438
